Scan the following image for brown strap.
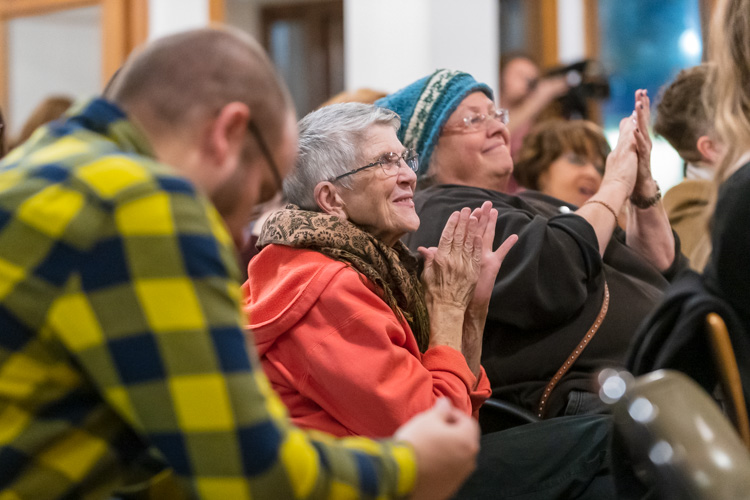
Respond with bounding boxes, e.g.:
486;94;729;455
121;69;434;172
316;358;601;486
536;281;610;418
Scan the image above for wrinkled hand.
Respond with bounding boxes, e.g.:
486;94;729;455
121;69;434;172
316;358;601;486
601;106;640;196
395;398;480;500
468;201;518;311
418;208;482;309
632;89;659;198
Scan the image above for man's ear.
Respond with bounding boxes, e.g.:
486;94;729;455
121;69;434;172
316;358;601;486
206;102;251;177
314;181;348;218
696;135;722;166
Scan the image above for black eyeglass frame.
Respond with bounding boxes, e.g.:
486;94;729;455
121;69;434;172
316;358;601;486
247;119;284;192
330;149;419;183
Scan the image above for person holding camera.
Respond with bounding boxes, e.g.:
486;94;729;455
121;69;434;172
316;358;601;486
499;53;571;164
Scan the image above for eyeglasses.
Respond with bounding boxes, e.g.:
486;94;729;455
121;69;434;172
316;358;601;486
247;119;283;192
330;149;419;182
442;107;509;134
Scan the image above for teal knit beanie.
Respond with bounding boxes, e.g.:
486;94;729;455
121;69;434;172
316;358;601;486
375;69;493;176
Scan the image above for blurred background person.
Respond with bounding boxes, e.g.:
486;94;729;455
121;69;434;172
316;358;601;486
499;53;571;193
8;94;73;151
703;0;750;337
654;64;722;271
514;118;610;210
499;53;570;154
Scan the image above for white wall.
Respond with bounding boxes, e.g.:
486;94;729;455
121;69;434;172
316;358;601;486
148;0;209;40
7;6;101;135
427;0;498;92
557;0;585;64
8;0;216;137
345;0;498;94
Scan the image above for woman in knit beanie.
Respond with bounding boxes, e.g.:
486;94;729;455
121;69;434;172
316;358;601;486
379;69;684;422
376;69;501;186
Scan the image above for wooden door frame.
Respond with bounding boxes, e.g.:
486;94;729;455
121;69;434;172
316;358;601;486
0;0;225;127
0;0;151;118
260;0;343;113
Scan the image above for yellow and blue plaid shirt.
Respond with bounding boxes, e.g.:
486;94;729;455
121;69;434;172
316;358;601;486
0;99;416;499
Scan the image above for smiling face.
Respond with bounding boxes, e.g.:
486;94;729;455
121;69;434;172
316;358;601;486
514;119;610;207
430;92;514;192
337;125;420;245
538;151;604;207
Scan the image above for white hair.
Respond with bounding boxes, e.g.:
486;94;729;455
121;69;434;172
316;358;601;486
284;102;400;210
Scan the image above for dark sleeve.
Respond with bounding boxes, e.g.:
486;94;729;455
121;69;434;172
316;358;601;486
487;212;602;330
607;226;689;282
705;163;750;326
406;188;602;331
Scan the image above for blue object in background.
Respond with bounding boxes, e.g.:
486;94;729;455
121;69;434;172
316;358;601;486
598;0;703;129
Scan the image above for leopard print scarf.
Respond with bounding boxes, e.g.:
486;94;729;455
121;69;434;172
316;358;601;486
258;205;431;352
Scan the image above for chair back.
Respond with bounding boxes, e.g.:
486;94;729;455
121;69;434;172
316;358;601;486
706;312;750;448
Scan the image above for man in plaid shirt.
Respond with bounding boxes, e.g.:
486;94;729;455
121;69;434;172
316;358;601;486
0;27;478;499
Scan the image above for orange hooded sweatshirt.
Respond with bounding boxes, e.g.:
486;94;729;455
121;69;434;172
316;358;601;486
243;244;491;438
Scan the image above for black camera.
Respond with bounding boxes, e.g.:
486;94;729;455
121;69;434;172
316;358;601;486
544;59;611;119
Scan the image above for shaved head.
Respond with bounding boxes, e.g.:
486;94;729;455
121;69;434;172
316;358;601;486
105;27;298;247
107;26;293;149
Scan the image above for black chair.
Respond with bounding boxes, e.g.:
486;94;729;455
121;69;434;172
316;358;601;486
478;397;540;434
627;269;750;440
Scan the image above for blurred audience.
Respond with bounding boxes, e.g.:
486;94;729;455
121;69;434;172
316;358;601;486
378;69;686;420
654;64;721;271
9;95;73;151
500;53;570;156
514;119;610;209
626;4;750;482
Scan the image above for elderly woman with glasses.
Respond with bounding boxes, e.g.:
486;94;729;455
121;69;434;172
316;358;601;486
378;70;687;423
242;102;517;438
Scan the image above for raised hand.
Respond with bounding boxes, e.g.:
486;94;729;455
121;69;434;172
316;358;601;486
461;201;518;375
631;88;660;204
601;106;640;196
418;208;482;310
469;201;518;310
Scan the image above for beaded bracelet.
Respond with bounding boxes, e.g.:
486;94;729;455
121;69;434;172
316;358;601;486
630;182;662;209
583;199;618;226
